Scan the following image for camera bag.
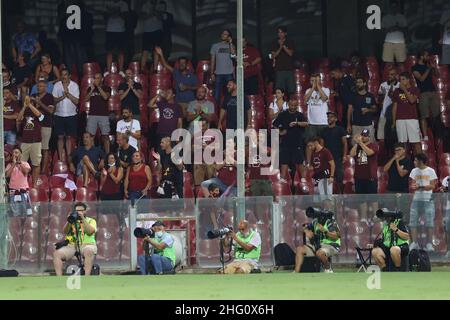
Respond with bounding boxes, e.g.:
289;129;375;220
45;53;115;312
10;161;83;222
409;249;431;272
274;243;296;268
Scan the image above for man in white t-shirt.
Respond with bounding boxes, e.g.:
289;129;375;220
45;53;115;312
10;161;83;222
409;153;437;252
304;73;330;142
104;0;128;75
116;106;141;150
440;10;450;65
381;0;407;65
377;68;399;141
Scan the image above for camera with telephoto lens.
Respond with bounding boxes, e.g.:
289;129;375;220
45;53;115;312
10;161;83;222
306;207;334;225
207;225;233;239
376;209;403;221
67;211;81;224
133;227;155;238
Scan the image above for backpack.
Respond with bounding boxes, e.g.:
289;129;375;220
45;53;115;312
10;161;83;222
273;243;296;267
409;249;431;272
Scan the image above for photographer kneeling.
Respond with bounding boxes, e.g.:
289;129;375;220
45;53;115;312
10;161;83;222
294;208;341;273
223;220;261;274
137;221;176;275
53;202;97;276
372;210;410;271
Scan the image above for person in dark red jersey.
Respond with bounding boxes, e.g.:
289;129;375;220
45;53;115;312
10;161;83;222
100;153;124;201
124;151;152;204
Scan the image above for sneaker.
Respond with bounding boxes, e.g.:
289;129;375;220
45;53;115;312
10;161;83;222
324;268;334;273
279;178;288;184
425;243;435;252
119;71;126;77
424;136;429;141
409;242;419;250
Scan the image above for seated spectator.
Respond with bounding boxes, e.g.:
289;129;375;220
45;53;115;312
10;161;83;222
308;136;335;196
116;106;141;150
246;143;273;197
218;79;251;131
100;152;124;201
11;20;41;68
155;46;198;116
377;68;399;143
124;151;152;203
30;71;54;95
330;65;356;129
34;53;61;84
201;162;237;198
268;88;288;122
155;137;184;199
5;147;32;216
347;77;377;143
243;36;262;95
69;132;105;188
2;67;18;97
117;133;136;169
304;74;330;142
187;86;216;134
118;69;143;121
3;86;20;147
85;73;112;153
18;96;44;184
104;0;128;75
12;52;32;92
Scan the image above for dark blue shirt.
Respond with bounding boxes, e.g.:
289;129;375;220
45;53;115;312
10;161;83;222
351;92;376;126
221;95;250;130
173;69;198;103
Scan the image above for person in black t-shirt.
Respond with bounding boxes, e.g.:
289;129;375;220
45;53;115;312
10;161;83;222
155;137;184;198
330;65;356;128
117;134;136;169
118;69;143;121
272;99;308;180
218;79;251;131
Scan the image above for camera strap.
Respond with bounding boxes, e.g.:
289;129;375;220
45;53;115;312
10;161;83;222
71;223;85;245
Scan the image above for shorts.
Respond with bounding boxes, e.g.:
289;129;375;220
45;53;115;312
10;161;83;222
41;127;52;150
21;142;42;166
142;30;163;52
314;178;333;196
275;70;295;94
304;125;327;143
355;179;378;195
318;244;339;258
4;131;17;146
55;243;98;261
382;42;406;63
280;145;304;166
250;179;273;197
86;115;111;136
352;125;375;144
396;119;421;143
377;116;386;140
53;115;78;137
418;92;440;119
105;32;127;51
194;164;216;186
409;199;435;228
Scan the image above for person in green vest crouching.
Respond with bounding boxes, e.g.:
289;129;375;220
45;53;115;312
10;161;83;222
371;209;410;271
223;220;261;274
138;221;176;275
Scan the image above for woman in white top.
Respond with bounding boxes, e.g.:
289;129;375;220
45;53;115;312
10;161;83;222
268;88;288;123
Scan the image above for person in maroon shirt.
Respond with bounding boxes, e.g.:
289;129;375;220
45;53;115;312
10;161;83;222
100;153;124;201
243;37;262;95
201;155;237;198
85;73;112;153
392;72;421;155
308;136;335;196
3;86;20;146
31;80;55;174
124;151;152;204
350;129;379;221
18;96;44;184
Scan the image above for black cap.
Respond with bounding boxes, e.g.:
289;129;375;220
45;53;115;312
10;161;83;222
153;221;166;227
361;129;370;137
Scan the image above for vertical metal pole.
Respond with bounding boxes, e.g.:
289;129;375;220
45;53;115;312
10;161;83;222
129;206;137;271
236;0;245;221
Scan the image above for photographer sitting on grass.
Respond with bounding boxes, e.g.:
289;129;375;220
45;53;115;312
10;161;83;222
138;221;176;275
294;208;341;273
223;219;261;274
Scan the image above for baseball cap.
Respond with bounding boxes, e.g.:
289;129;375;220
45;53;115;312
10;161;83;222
152;221;166;228
361;129;370;137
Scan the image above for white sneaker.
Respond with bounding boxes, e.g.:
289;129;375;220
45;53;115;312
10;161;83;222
119;71;126;77
423;136;429;141
409;242;420;250
425;243;435;252
279;178;288;184
324;268;334;273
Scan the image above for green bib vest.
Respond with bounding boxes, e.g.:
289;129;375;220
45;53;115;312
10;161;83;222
235;231;261;261
154;234;176;266
66;217;96;245
383;219;409;247
314;220;341;247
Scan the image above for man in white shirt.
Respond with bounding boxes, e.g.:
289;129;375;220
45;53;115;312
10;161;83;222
304;73;330;142
116;106;141;150
440;10;450;65
381;0;407;66
52;69;79;161
409;153;437;252
377;69;399;141
104;0;128;75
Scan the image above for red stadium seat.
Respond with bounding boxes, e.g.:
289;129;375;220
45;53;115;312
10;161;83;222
439;153;450;166
75;187;97;202
20;229;39;262
49;175;67;189
44;228;66;261
75;176;98;191
105;74;124;88
128;62;141;75
29;175;50;192
53;161;69;175
80;76;95;91
51;188;74;202
83;62;101;76
196;60;211;85
107;94;122;112
174;59;194;71
29;188;49;203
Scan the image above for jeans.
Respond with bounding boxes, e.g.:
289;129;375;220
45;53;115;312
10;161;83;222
214;74;234;104
138;253;173;275
129;191;147;206
201;178;237;197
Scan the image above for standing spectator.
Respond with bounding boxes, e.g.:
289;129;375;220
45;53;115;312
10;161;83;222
11;20;41;68
381;0;407;67
52;69;80;161
441;10;450;65
210;29;236;105
118;69;143;121
304;74;330;142
85;73;112;153
409;153;438;252
5;148;32;217
34;54;60;84
31;80;55;174
347;77;377;143
148;89;183;145
392;72;422;155
3;86;20;147
218;80;251;131
272;99;308;181
350;129;379;220
100;153;124;201
309;136;335;196
187;87;216;134
243;37;262;95
12;52;32;92
157;1;175;58
377;68;399;142
116;106;142;151
3;67;18;98
320;111;348;193
140;0;163;71
192;121;217;190
155;47;198;116
330;65;356;129
17;96;44;184
270;26;295;95
268;88;288;122
117;134;137;169
31;71;54;95
155;137;184;199
104;0;128;75
412;50;440;139
124;151;152;203
69;132;105;188
124;0;138;62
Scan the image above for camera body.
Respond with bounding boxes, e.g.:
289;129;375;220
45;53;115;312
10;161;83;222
67;211;81;224
306;207;334;226
376;209;403;222
207;225;233;239
134;227;155;238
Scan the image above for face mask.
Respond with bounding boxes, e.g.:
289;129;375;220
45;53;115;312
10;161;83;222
108;163;115;168
241;231;249;237
155;231;163;238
